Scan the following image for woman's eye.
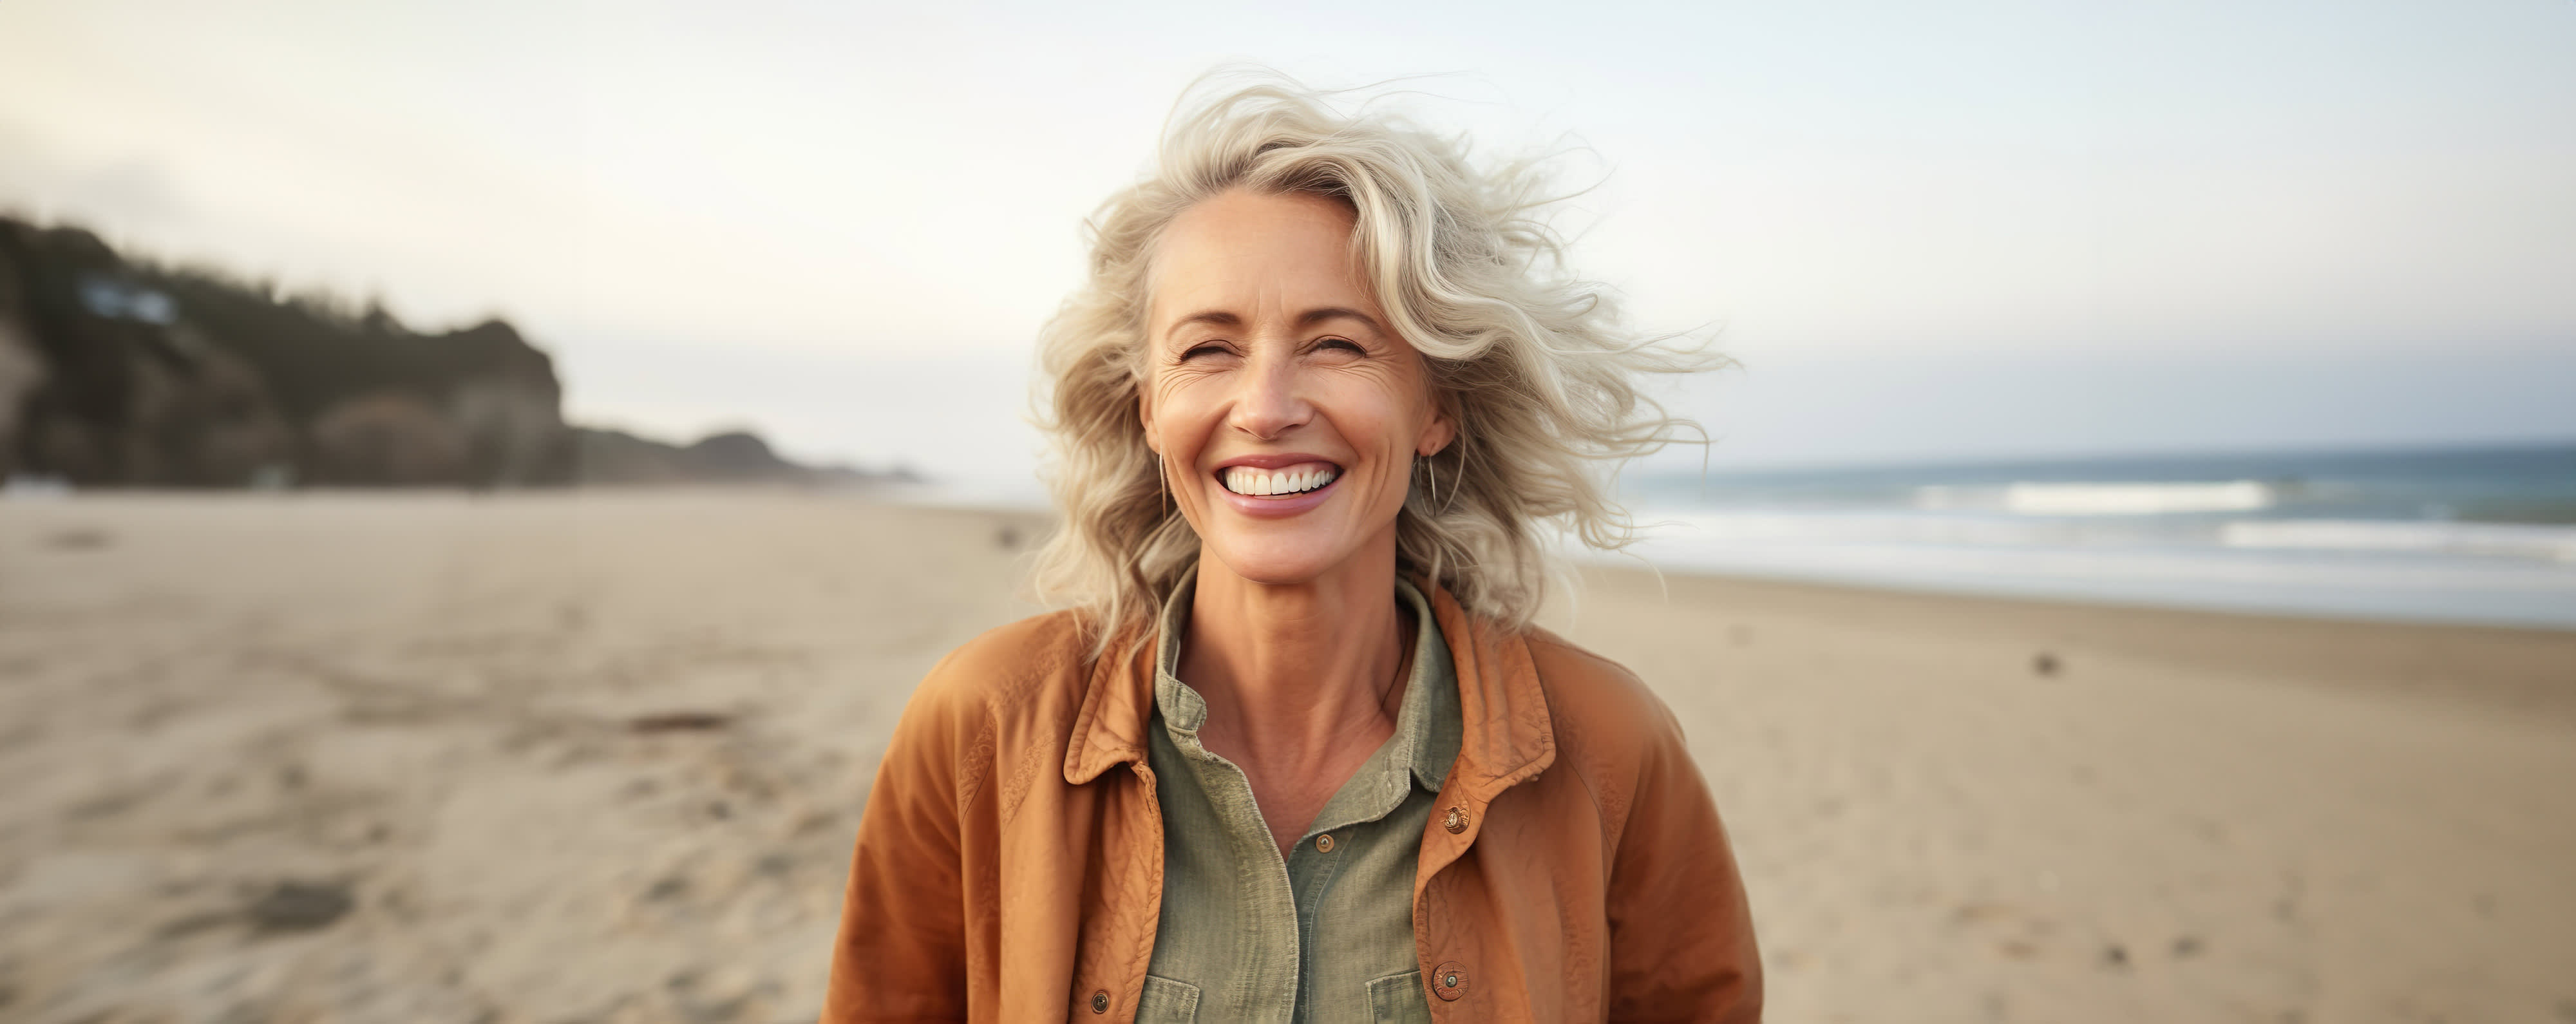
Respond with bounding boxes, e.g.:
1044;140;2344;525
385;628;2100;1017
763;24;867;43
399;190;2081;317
1180;343;1229;360
1317;337;1365;354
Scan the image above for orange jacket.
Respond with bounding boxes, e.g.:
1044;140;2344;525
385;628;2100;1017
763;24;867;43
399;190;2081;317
822;583;1762;1023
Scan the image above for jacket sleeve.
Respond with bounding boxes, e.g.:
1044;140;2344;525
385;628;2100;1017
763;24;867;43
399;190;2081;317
821;652;981;1023
1604;700;1763;1023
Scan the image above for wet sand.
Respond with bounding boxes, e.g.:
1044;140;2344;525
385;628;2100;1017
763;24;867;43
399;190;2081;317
3;492;2571;1023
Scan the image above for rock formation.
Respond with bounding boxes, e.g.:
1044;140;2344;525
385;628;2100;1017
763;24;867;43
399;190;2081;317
0;251;48;481
143;261;574;486
0;221;298;486
0;215;887;489
573;427;907;486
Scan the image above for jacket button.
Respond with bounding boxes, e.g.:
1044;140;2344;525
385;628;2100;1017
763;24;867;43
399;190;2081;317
1315;833;1336;853
1431;960;1471;1001
1090;990;1110;1014
1442;805;1469;834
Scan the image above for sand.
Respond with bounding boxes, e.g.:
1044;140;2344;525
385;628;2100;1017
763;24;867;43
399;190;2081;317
3;491;2571;1023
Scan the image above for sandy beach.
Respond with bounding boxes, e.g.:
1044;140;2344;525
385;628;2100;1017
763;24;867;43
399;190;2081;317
4;491;2571;1023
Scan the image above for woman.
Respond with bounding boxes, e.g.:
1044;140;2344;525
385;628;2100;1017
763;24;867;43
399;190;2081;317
822;79;1761;1023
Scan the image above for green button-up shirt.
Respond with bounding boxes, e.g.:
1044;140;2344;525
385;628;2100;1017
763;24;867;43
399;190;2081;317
1138;571;1462;1024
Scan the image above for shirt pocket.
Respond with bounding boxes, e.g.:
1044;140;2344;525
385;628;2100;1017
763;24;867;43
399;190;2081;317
1367;969;1431;1024
1136;974;1202;1024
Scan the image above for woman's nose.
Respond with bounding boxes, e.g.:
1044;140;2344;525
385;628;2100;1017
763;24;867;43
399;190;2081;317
1228;353;1311;441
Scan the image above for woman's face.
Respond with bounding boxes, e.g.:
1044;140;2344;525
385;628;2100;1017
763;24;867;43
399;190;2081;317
1141;188;1453;587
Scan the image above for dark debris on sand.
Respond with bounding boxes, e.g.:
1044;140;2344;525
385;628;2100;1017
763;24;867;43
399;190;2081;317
249;880;353;933
629;711;732;734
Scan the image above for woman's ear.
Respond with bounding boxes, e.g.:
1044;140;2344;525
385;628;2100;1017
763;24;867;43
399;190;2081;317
1138;388;1162;455
1417;393;1457;457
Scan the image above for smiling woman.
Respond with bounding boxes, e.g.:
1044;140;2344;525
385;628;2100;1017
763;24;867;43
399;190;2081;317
822;77;1761;1023
1033;84;1714;641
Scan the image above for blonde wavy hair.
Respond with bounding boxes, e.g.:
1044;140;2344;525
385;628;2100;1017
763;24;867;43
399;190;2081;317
1032;75;1713;645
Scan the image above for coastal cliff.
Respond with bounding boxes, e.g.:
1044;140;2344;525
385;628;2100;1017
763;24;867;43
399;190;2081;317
0;216;874;488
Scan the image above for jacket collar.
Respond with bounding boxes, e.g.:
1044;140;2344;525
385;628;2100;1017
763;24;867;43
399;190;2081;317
1062;576;1556;796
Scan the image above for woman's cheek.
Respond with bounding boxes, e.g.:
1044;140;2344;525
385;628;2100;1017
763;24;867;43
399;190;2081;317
1147;383;1204;453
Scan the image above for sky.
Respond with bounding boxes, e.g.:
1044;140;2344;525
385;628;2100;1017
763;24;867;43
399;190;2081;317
3;0;2571;489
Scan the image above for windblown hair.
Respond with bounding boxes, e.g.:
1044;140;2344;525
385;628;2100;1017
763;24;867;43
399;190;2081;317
1032;75;1713;645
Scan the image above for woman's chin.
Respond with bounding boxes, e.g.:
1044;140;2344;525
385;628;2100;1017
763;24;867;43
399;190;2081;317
1198;533;1367;588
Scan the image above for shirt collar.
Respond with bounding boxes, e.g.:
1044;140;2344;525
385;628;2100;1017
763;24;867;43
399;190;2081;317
1064;567;1553;799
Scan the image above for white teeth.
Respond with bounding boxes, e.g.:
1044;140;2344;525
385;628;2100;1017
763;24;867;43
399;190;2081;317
1223;466;1337;497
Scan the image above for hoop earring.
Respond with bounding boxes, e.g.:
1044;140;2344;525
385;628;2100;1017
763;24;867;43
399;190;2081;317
1429;448;1460;515
1444;452;1459;515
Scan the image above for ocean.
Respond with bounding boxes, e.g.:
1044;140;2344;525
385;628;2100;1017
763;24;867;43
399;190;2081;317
1613;443;2576;629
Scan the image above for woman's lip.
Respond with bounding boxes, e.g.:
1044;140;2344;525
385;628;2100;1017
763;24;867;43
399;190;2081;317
1211;452;1341;471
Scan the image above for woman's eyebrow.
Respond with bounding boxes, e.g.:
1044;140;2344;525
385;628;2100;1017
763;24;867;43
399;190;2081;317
1165;310;1242;337
1296;307;1384;333
1163;307;1381;339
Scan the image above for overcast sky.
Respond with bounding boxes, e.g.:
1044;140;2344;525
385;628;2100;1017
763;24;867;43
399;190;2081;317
4;0;2571;486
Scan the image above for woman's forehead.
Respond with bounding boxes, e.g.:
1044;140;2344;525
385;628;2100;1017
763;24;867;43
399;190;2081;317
1148;191;1381;331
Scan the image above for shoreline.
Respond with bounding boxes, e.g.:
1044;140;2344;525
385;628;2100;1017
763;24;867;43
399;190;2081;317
17;483;2574;635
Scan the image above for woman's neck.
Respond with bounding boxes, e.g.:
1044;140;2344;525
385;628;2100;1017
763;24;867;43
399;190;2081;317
1179;532;1413;773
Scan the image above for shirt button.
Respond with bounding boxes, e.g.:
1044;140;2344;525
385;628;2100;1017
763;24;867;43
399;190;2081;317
1090;990;1110;1014
1443;805;1470;833
1315;833;1336;853
1432;960;1471;1000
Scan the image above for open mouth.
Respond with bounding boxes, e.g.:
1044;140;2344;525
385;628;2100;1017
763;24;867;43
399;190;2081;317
1218;461;1340;497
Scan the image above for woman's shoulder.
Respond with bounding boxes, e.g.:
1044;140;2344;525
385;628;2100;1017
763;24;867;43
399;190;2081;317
1519;629;1682;739
1515;628;1698;789
860;612;1115;864
906;609;1103;719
